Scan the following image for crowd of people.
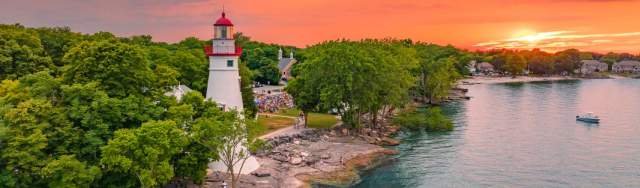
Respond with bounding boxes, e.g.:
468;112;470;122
255;92;294;113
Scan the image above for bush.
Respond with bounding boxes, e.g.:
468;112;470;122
393;107;453;131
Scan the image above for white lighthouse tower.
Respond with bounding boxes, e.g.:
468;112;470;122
205;11;260;175
205;11;243;111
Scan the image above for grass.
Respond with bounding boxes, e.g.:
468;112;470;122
306;113;338;129
256;108;338;136
276;108;338;129
256;115;295;135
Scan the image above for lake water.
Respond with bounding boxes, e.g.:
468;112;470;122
353;79;640;188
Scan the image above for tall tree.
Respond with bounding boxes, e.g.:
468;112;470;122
0;26;54;80
62;41;154;97
504;52;527;76
100;120;188;188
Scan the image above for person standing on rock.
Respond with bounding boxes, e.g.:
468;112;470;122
298;112;306;128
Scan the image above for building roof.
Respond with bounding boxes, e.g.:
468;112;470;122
278;58;296;71
214;12;234;26
581;60;606;65
164;85;193;101
614;60;640;66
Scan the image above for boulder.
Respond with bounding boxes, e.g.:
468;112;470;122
362;136;377;144
381;137;400;146
251;169;271;177
289;157;303;165
272;154;289;162
320;153;331;160
305;155;321;165
300;151;310;157
341;128;349;136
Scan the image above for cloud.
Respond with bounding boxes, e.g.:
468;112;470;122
474;31;640;52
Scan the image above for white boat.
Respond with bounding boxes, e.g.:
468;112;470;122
576;112;600;123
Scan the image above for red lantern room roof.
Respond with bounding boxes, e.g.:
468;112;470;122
214;12;234;26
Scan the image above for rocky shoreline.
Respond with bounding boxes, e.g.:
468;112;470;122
202;125;402;188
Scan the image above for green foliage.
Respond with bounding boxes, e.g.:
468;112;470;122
288;39;418;128
236;33;298;85
100;120;188;188
62;41;154;97
504;52;527;75
239;62;258;117
393;107;453;131
526;49;555;75
0;24;261;187
554;49;581;74
0;25;54;80
41;155;101;188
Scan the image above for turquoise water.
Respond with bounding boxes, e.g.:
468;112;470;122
353;79;640;188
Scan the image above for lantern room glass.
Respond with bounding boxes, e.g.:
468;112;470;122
215;26;234;39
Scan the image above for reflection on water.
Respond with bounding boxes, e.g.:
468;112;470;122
353;79;640;188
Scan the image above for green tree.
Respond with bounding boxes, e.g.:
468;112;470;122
554;49;581;74
255;64;281;85
239;62;258;117
62;41;154;97
504;52;527;76
41;155;101;188
0;26;54;80
289;40;416;128
193;114;261;188
163;50;208;93
34;26;82;66
100;120;188;188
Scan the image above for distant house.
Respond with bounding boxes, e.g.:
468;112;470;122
580;60;608;74
612;60;640;73
476;62;495;74
164;84;192;101
278;48;297;81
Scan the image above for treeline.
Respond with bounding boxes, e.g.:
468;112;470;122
477;48;640;75
0;24;265;187
235;33;300;84
286;39;472;129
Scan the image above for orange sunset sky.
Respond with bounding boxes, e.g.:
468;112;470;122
2;0;640;53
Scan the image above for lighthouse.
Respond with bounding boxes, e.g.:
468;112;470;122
206;11;260;175
205;11;244;111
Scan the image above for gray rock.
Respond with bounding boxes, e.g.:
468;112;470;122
272;154;289;162
207;172;224;182
289;157;303;165
251;169;271;177
305;155;321;165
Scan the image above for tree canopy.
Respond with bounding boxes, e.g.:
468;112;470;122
0;24;262;187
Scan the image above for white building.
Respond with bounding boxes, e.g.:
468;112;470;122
612;60;640;73
205;12;244;111
205;11;260;175
164;84;192;101
580;60;608;74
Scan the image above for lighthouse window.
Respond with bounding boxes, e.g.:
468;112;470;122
227;60;234;67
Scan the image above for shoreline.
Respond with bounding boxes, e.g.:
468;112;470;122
203;127;401;188
460;76;580;85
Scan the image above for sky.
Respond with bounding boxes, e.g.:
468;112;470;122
2;0;640;53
